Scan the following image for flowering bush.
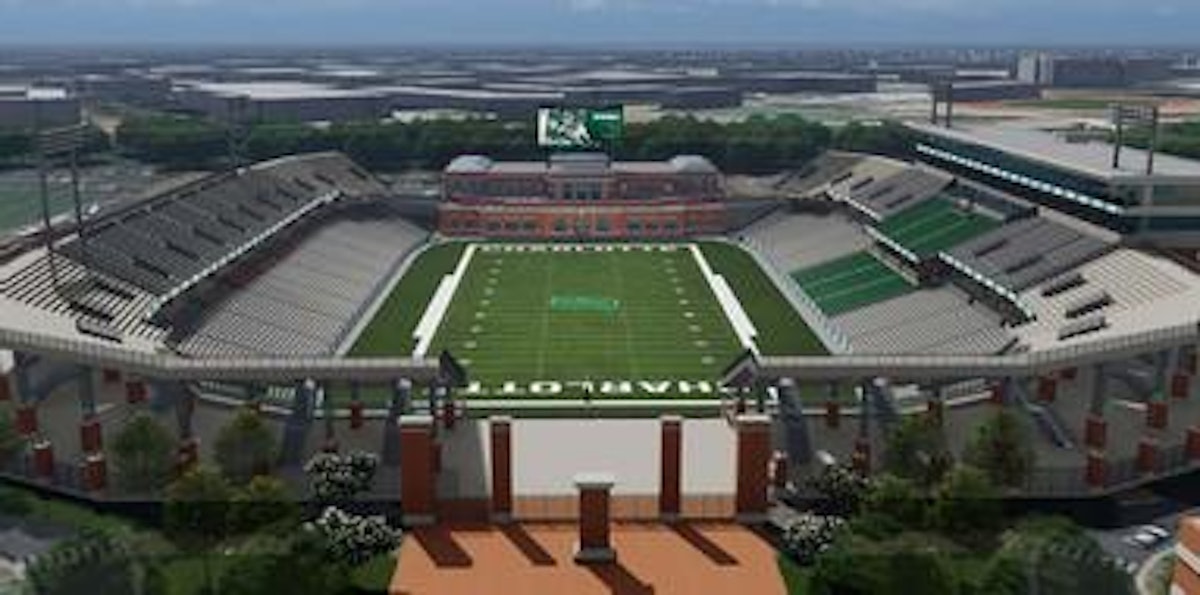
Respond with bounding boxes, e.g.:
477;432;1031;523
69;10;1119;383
782;513;846;565
304;450;379;502
303;506;401;565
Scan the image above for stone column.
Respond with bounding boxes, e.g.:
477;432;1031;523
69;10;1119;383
32;439;54;479
1086;452;1108;489
574;472;616;564
489;416;513;523
825;381;840;429
659;415;682;520
1137;437;1160;475
399;414;436;526
349;382;364;430
1037;376;1057;403
1085;364;1107;449
735;414;771;522
78;367;102;454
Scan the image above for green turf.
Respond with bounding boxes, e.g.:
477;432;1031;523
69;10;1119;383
698;241;828;356
792;251;914;315
877;197;1001;258
427;245;744;393
349;241;466;357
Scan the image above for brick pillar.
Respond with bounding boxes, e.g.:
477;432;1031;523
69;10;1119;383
79;415;103;453
125;380;147;404
1171;374;1192;400
852;437;872;475
1187;427;1200;461
1137;438;1160;475
659;415;682;520
490;416;513;523
735;414;771;522
825;401;840;429
926;395;944;428
1038;377;1057;403
32;440;54;479
1085;414;1107;449
349;401;364;430
574;473;616;564
989;381;1007;406
15;405;37;437
1086;453;1108;488
400;415;436;526
177;439;199;474
1147;400;1169;430
83;453;107;492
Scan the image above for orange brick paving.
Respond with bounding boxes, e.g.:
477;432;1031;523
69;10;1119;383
391;522;787;595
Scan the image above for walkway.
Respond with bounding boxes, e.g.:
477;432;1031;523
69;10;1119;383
391;522;786;595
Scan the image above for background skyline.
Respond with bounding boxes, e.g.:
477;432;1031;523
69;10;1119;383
0;0;1197;47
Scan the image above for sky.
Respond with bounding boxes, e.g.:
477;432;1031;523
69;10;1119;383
0;0;1197;46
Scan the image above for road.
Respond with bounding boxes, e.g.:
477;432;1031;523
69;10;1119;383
1088;505;1196;587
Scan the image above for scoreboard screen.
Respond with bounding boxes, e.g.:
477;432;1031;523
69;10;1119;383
536;107;623;148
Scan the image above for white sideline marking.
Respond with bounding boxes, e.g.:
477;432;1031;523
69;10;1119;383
412;243;477;357
688;244;760;356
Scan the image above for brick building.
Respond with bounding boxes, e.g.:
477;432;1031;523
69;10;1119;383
439;152;727;239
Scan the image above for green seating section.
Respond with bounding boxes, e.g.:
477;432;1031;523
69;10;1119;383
877;197;1001;258
792;251;913;316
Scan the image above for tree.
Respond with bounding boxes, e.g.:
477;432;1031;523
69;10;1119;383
305;450;379;503
111;414;175;494
27;530;156;595
164;467;234;595
781;513;846;565
807;464;871;517
219;533;351;595
882;415;954;488
809;532;960;595
963;410;1035;489
304;506;402;566
214;409;277;485
228;475;300;535
979;517;1135;595
861;473;928;530
928;465;1002;537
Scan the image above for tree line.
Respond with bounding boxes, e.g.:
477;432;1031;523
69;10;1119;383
113;112;912;174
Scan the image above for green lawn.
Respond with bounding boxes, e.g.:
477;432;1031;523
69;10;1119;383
426;244;744;397
698;241;828;356
791;251;913;315
349;241;466;357
345;241;828;402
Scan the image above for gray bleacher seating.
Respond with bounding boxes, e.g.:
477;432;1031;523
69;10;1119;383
176;212;428;357
832;287;1013;355
57;152;385;297
948;217;1112;292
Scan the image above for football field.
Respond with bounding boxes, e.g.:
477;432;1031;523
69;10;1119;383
427;244;744;397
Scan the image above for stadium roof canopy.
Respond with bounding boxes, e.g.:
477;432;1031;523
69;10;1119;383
909;120;1200;182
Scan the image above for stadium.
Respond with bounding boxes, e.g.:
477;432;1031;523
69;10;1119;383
0;108;1199;543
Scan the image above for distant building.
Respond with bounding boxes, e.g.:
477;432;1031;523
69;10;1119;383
0;86;80;131
1174;517;1199;595
935;80;1041;103
439;152;726;238
1017;52;1175;88
78;74;171;108
175;81;389;122
909;120;1200;245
